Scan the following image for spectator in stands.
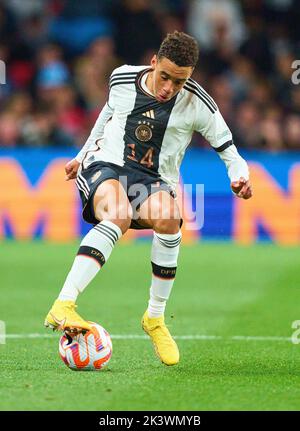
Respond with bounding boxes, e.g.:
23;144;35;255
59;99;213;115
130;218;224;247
0;111;21;147
285;114;300;150
0;0;299;152
112;0;162;64
20;102;74;147
187;0;246;51
73;37;118;111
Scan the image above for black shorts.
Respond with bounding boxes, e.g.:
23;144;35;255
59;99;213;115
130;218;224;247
76;161;176;229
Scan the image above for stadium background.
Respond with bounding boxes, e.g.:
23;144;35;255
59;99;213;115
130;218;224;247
0;0;300;243
1;0;300;412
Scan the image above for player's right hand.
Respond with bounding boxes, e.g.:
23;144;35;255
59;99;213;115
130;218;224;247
65;159;80;181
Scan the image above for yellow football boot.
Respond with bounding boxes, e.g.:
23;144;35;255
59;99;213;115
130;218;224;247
141;310;179;366
44;299;92;333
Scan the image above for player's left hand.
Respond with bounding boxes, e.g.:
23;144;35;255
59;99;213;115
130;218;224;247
231;177;253;199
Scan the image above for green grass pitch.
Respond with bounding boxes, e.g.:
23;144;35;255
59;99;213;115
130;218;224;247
0;241;299;411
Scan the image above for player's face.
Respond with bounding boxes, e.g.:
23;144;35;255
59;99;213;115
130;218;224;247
149;56;193;103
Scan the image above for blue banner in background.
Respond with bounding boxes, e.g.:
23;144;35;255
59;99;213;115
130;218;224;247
0;148;299;244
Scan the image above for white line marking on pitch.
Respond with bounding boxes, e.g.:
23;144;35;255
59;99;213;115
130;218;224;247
3;333;292;342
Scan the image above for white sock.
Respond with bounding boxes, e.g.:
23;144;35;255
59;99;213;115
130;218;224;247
58;220;122;302
147;231;182;318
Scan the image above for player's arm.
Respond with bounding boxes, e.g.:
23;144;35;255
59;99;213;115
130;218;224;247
218;143;252;199
195;102;252;199
65;102;114;181
66;65;121;181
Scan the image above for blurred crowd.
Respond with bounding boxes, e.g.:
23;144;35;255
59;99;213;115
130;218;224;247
0;0;300;152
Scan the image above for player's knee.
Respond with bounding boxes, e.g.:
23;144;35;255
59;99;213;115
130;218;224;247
100;215;131;234
110;203;132;233
153;217;181;234
114;217;131;234
94;203;132;234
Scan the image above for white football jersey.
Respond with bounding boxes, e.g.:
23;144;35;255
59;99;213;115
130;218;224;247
76;64;248;189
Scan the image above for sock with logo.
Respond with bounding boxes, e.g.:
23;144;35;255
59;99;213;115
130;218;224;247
58;220;122;302
147;231;182;318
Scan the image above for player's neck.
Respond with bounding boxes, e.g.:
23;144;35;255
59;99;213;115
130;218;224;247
145;70;154;94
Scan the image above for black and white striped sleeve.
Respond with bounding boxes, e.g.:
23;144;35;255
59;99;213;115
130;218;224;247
195;105;249;181
190;80;249;181
217;144;249;182
109;70;137;90
75;102;114;163
189;80;233;151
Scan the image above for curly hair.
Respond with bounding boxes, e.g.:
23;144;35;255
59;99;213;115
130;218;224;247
157;31;199;67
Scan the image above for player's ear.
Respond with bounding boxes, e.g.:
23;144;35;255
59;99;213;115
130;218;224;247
150;55;157;70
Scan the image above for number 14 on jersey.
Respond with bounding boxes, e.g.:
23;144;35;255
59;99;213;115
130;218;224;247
127;144;154;169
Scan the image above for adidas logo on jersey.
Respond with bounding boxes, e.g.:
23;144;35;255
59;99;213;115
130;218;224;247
142;110;155;119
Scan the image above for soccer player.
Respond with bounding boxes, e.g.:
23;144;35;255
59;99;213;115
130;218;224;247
45;31;252;366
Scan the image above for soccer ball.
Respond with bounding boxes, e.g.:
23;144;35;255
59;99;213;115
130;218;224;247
59;322;112;371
